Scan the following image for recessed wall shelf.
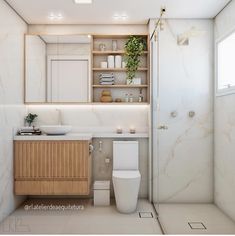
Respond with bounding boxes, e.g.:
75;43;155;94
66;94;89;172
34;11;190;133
91;34;150;104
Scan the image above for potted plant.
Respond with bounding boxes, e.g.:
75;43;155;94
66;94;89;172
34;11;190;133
25;113;38;127
124;36;146;84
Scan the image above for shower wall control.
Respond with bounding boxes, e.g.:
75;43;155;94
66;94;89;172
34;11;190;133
189;111;196;118
171;111;178;118
158;125;168;130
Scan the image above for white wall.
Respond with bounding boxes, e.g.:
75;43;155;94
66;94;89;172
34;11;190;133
0;0;27;223
150;19;214;203
214;0;235;221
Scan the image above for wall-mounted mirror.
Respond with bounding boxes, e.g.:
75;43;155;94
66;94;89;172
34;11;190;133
25;34;92;103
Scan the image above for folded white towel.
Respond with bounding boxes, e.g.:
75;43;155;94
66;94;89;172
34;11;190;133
100;73;114;78
100;78;115;82
100;82;115;85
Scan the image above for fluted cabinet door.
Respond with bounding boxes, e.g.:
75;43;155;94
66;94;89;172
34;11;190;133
14;140;91;195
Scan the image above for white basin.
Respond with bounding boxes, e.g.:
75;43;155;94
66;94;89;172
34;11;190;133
40;125;72;135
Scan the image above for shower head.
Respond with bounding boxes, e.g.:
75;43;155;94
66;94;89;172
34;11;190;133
184;27;206;37
177;26;206;46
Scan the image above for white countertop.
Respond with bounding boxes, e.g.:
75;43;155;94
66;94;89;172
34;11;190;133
92;133;149;138
14;132;149;140
14;133;93;141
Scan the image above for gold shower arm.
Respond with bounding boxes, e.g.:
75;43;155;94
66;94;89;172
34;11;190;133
150;7;166;41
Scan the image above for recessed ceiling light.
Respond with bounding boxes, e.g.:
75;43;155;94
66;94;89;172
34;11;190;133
48;13;64;20
113;14;120;20
121;14;128;20
57;13;63;19
49;13;55;20
113;14;128;21
74;0;92;4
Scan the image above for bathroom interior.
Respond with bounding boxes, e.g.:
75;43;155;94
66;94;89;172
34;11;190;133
1;0;235;234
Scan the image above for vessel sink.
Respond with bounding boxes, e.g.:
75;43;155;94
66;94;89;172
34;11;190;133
40;125;72;135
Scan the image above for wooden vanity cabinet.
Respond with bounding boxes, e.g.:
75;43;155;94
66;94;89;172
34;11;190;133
14;140;92;195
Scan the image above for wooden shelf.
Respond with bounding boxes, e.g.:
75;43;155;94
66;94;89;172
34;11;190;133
92;34;150;103
92;50;148;55
92;68;148;71
93;85;148;88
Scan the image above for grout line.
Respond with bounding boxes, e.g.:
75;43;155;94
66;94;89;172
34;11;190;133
152;203;166;234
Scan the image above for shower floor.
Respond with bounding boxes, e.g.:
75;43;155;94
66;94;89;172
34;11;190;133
155;203;235;234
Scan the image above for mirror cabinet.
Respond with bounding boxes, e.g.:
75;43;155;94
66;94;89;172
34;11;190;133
25;34;149;104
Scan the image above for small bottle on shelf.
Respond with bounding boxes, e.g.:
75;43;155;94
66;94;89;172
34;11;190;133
129;94;133;103
138;89;144;103
125;94;129;103
112;40;118;51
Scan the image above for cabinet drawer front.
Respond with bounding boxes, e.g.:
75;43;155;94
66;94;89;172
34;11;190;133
53;181;89;195
14;141;89;179
15;180;89;195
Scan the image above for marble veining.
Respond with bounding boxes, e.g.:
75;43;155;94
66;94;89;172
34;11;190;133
214;0;235;222
0;0;27;223
215;94;235;221
151;19;213;203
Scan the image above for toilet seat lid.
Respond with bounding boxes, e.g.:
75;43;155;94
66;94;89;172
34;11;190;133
112;170;140;179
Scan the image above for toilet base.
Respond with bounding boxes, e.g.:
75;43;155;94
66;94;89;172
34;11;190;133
112;171;141;214
116;204;138;214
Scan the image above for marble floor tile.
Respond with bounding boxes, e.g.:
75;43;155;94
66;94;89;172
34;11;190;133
156;203;235;234
0;198;162;234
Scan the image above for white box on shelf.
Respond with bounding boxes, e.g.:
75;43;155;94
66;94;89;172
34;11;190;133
107;55;115;68
94;181;110;206
100;61;108;68
132;78;142;85
115;55;122;68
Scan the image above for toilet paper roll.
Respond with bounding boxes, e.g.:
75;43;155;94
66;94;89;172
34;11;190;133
115;55;122;68
100;61;108;68
107;55;115;68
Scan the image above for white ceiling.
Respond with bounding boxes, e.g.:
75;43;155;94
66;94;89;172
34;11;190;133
6;0;231;24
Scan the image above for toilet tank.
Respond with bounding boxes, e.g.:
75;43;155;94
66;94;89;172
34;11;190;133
113;141;139;170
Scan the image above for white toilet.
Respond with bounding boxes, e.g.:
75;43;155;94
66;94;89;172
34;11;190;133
112;141;141;213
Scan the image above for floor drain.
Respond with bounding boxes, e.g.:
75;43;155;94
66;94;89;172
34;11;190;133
188;222;207;230
139;212;153;218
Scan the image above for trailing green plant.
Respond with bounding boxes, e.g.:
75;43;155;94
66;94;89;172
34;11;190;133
124;36;146;83
25;113;38;126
